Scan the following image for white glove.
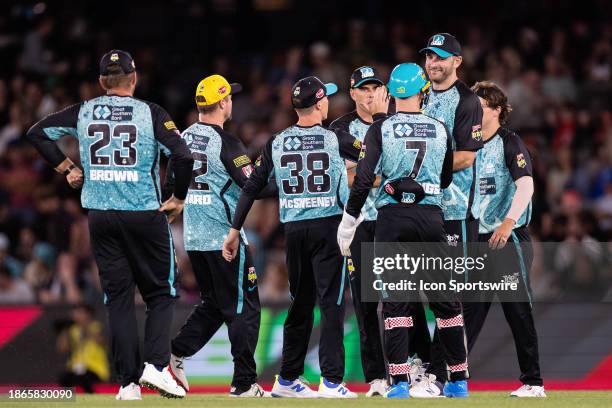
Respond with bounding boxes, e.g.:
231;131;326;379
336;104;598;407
337;211;364;256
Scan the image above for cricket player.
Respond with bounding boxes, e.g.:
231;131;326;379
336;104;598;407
163;74;276;397
329;66;432;394
223;76;370;398
415;33;484;397
26;50;193;400
328;66;388;396
467;81;545;398
337;63;468;399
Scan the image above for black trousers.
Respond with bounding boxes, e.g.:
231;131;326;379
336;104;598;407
171;246;261;389
280;216;346;383
425;216;478;383
462;227;543;386
348;220;386;382
88;210;178;387
375;205;467;384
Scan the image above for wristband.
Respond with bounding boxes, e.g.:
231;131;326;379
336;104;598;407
63;164;76;175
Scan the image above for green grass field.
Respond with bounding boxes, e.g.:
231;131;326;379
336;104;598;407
9;392;612;408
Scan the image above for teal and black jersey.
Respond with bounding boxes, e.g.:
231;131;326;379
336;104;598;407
345;112;453;218
330;111;378;221
479;127;533;234
232;124;362;227
26;95;193;210
423;80;483;221
165;122;259;251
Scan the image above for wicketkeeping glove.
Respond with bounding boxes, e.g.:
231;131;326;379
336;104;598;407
337;211;364;256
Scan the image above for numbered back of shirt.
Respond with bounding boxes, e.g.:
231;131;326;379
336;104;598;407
180;124;247;251
375;113;449;208
77;96;166;210
271;126;348;223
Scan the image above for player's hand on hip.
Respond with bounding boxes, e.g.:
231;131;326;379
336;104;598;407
222;229;240;262
337;211;363;256
489;218;515;249
158;195;185;223
66;167;84;189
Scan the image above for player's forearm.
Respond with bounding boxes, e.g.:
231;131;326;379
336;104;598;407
347;169;380;188
162;159;176;202
231;192;256;230
169;151;193;200
505;176;534;222
452;150;476;171
256;180;278;199
25;125;67;168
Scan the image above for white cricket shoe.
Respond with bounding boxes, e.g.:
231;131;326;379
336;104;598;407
410;373;444;398
169;354;189;391
115;383;142;400
139;362;186;399
511;384;547;397
229;383;268;397
270;375;318;398
366;378;388;397
317;378;358;398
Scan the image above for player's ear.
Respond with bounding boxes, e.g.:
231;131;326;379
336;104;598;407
453;56;463;69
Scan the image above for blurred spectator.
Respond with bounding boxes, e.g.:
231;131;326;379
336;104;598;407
0;2;609;305
0;262;35;304
57;304;110;393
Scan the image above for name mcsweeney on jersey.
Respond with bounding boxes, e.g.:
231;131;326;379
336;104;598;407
279;196;336;209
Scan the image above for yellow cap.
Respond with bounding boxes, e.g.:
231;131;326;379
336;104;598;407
194;74;242;107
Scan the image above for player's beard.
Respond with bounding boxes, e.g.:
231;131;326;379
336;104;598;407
428;65;453;85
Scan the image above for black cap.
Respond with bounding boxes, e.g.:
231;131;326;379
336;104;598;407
350;66;384;88
100;49;136;75
291;76;338;109
419;33;462;58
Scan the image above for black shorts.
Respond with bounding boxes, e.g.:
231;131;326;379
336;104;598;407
187;246;259;317
375;204;446;243
88;210;178;302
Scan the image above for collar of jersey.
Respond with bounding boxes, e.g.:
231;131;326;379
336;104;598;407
354;111;373;125
197;121;223;130
431;79;460;94
294;123;322;129
483;127;502;144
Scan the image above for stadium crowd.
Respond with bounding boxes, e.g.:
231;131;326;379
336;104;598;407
0;1;610;305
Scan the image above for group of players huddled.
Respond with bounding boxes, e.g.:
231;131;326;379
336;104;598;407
26;32;546;399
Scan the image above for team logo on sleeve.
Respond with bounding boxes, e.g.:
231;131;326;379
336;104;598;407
233;155;251;167
358;144;366;161
516;153;526;168
242;164;254;178
471;124;483;141
255;155;262;167
353;139;362;149
164;120;177;130
248;267;257;283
